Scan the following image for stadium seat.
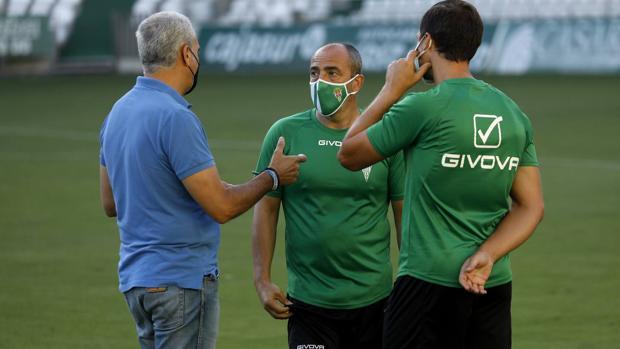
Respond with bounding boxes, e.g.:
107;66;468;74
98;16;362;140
132;0;161;20
131;0;214;27
31;0;56;16
50;1;79;44
6;0;31;16
0;0;83;45
160;0;183;13
186;0;214;26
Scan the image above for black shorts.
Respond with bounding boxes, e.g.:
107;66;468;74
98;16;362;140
383;275;512;349
287;296;387;349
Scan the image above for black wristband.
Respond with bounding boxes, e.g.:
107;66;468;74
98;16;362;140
263;167;280;191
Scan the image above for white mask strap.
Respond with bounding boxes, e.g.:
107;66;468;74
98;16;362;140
344;74;360;95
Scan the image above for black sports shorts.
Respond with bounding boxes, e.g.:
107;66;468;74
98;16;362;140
287;296;387;349
383;275;512;349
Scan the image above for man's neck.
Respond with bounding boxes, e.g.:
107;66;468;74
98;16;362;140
315;100;360;130
145;68;187;96
432;59;473;85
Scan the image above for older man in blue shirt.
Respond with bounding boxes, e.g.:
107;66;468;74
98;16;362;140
99;11;306;349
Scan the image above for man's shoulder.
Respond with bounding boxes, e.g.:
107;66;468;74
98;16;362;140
481;83;531;124
269;108;314;132
118;86;194;118
393;89;444;120
400;85;446;106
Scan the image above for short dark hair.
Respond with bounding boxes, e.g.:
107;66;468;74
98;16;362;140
419;0;483;62
341;42;362;75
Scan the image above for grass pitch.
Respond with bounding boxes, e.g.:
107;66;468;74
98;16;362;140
0;73;618;348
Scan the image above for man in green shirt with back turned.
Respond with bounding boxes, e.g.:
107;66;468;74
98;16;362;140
252;43;405;349
339;1;544;348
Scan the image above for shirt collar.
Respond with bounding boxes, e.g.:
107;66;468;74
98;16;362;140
135;76;192;109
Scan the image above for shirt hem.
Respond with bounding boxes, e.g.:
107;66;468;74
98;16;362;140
119;278;204;293
366;131;390;158
177;160;215;180
288;288;391;310
398;270;512;289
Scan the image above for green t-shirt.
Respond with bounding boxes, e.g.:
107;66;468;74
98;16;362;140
366;78;539;288
256;108;405;309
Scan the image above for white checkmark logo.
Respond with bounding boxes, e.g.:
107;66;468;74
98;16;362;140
478;116;503;144
474;114;503;149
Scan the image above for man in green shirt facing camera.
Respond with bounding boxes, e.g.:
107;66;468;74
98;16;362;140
253;43;405;349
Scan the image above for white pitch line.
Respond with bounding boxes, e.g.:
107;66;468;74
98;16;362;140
2;126;620;171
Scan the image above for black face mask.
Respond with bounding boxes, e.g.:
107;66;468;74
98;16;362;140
184;48;200;96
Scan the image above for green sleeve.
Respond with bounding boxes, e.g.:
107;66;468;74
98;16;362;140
387;151;405;201
520;117;539;167
366;93;431;158
255;121;283;197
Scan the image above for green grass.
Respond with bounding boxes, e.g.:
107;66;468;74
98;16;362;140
0;73;619;348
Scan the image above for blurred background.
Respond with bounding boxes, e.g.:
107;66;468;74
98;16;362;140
0;0;619;348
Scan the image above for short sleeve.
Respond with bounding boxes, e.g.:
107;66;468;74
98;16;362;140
99;117;107;166
387;151;405;201
163;111;215;180
366;93;431;158
255;121;283;197
520;117;539;167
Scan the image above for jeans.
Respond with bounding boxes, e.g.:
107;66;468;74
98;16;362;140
124;275;220;349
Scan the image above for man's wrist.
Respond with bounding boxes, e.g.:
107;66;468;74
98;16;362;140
254;276;271;286
262;167;279;191
380;84;407;104
475;248;497;263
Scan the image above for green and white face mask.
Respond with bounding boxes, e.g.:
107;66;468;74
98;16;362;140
310;74;359;117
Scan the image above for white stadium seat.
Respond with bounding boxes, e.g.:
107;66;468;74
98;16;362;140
31;0;56;16
1;0;83;45
7;0;31;16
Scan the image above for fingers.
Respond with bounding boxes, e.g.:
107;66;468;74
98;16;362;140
459;258;474;290
406;49;418;63
459;255;489;295
414;62;432;78
273;136;285;156
460;272;487;295
264;295;293;319
257;282;293;319
467;274;487;295
273;289;291;305
296;153;307;163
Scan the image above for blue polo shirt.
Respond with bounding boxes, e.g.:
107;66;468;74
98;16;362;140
100;76;219;292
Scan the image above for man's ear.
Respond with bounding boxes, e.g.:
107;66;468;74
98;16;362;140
425;34;434;52
353;74;365;93
180;44;191;66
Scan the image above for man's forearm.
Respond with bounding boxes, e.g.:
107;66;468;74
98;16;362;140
338;87;401;170
344;86;401;141
252;231;276;285
478;202;544;262
218;172;274;223
251;201;279;284
392;200;403;250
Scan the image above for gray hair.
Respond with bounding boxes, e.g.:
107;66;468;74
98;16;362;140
136;11;197;74
341;43;363;75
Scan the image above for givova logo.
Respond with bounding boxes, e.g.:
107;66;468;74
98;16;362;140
318;139;342;147
440;113;519;171
297;345;325;349
441;153;519;171
474;114;503;149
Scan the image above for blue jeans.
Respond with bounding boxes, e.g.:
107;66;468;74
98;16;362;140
124;275;220;349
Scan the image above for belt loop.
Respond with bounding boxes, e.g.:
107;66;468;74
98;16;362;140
205;271;220;281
